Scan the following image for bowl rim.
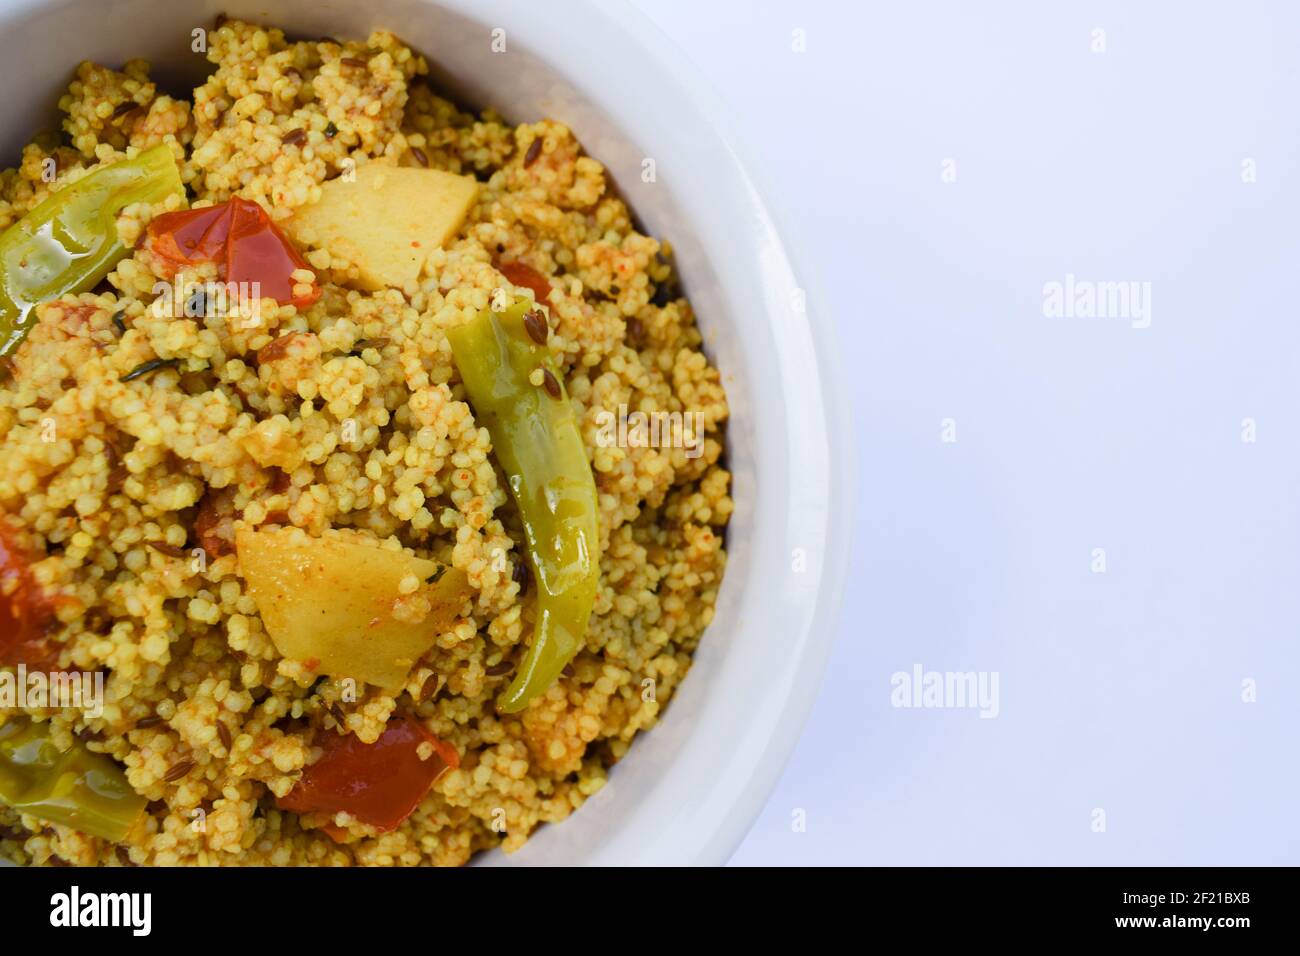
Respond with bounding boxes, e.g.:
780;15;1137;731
572;0;855;864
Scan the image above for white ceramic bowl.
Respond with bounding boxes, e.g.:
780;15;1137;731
0;0;851;865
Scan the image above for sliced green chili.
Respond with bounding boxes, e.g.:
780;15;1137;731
0;143;184;358
0;719;146;842
447;300;600;713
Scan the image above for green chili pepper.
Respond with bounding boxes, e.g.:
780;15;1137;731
0;143;184;358
0;719;146;842
448;300;600;713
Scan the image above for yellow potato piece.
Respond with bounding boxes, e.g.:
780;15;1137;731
235;526;472;689
287;165;478;291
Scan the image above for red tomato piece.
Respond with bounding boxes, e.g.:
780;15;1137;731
497;260;552;304
226;197;321;309
0;519;56;667
277;717;458;831
147;203;232;266
145;197;320;308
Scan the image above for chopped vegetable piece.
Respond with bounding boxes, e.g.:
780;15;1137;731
146;202;230;265
0;519;56;667
0;144;184;357
447;300;600;713
496;259;552;303
0;720;146;842
235;526;472;688
287;165;478;291
277;717;457;831
146;196;320;308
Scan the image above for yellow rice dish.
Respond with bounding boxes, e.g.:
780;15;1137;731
0;19;730;866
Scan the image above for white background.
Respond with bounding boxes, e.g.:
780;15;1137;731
630;0;1300;864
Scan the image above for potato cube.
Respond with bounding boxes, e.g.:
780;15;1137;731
236;525;472;689
288;165;478;291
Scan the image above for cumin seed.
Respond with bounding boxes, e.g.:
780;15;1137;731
419;673;440;702
163;759;195;782
524;138;543;167
523;309;548;345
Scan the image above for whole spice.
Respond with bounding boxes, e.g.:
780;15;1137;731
327;703;347;728
418;673;439;702
105;446;129;493
120;357;179;382
523;309;548;345
625;316;646;347
523;138;543;167
351;337;390;355
162;759;195;783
